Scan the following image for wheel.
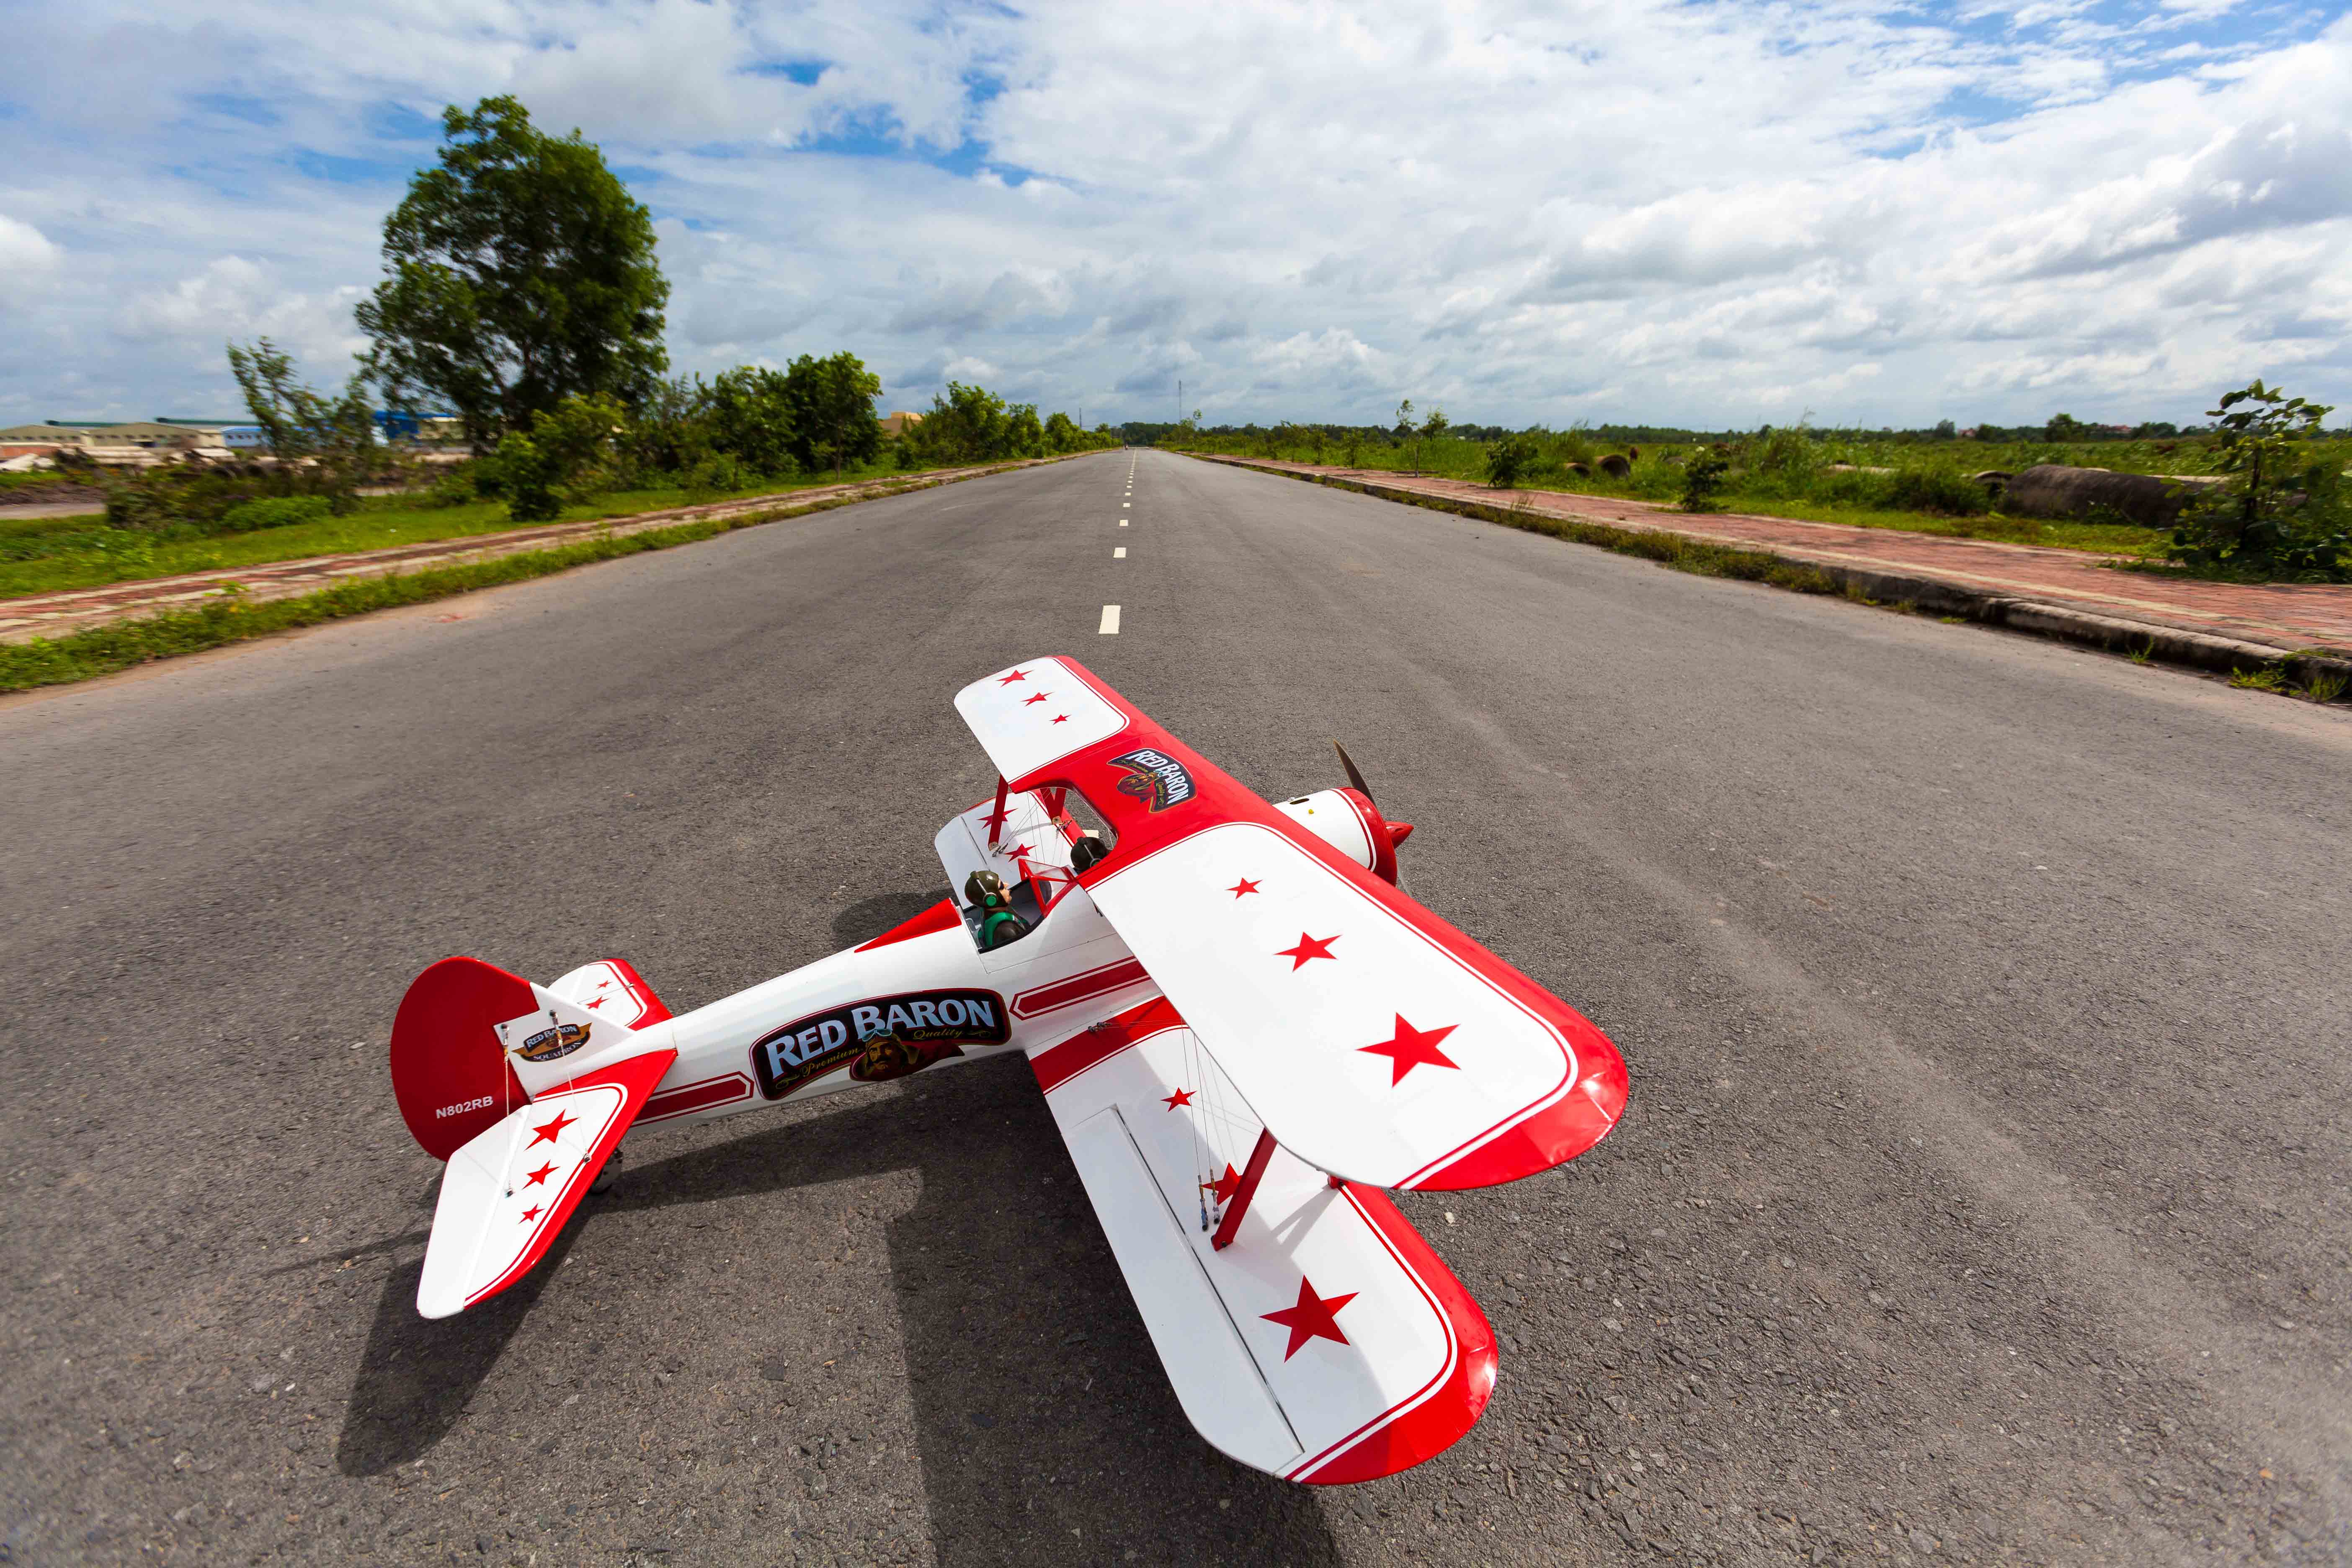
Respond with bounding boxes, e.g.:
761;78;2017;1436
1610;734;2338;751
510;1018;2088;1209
590;1148;624;1195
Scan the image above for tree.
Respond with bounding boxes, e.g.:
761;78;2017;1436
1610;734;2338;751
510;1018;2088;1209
1482;431;1537;488
225;337;377;511
781;352;883;477
357;96;668;449
490;392;629;521
2167;379;2348;580
1044;411;1078;452
2044;412;2089;443
706;367;797;477
1005;403;1045;458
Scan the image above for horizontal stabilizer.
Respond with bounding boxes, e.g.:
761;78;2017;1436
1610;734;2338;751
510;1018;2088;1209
1030;1000;1495;1483
417;1047;675;1319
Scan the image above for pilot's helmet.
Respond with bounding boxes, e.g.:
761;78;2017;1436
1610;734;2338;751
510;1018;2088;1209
964;868;1007;908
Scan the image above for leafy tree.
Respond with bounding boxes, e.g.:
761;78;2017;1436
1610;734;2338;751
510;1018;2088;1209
706;367;797;477
225;337;377;511
622;374;717;479
1482;431;1537;488
357;96;669;449
2044;412;2089;443
781;351;883;477
2167;380;2349;580
905;381;1008;463
1005;403;1045;458
1044;411;1078;452
489;392;629;521
1679;454;1731;512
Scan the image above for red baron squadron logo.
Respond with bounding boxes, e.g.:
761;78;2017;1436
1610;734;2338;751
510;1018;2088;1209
749;990;1010;1101
1109;748;1195;812
515;1020;593;1063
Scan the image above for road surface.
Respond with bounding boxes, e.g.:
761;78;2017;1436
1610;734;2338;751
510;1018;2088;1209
4;449;2347;1566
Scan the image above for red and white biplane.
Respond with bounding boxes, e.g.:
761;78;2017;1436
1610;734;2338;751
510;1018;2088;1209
391;657;1628;1483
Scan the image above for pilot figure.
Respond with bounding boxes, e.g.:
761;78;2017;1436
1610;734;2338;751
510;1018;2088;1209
964;869;1030;951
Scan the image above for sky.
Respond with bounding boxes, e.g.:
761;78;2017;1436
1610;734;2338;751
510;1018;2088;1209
1;0;2348;432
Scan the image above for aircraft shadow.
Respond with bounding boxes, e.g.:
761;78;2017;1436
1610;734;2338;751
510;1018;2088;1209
335;888;1339;1563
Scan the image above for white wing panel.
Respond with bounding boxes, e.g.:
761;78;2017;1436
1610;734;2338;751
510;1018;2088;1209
1034;1015;1479;1481
1087;823;1577;1189
1060;1109;1304;1473
953;657;1128;782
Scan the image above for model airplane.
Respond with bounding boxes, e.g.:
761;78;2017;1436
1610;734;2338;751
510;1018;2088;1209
390;657;1629;1483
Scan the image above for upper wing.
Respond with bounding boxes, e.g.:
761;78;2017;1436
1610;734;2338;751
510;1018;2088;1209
1029;999;1496;1483
955;656;1627;1191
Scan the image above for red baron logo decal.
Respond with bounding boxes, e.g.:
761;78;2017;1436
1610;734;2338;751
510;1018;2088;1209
750;990;1008;1100
436;1095;496;1119
1109;748;1195;812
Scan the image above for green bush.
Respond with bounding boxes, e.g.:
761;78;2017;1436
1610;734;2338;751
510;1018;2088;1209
215;495;334;534
2165;381;2351;582
1679;455;1730;512
1483;432;1539;488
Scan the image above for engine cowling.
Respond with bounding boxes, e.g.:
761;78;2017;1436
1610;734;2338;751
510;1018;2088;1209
1270;787;1414;885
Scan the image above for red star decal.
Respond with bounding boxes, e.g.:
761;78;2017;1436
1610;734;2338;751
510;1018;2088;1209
523;1160;559;1187
1359;1014;1461;1085
997;669;1029;685
1228;877;1261;898
1050;714;1070;725
1274;932;1339;970
527;1109;577;1147
1199;1163;1243;1204
1022;692;1051;705
1162;1088;1194;1110
1262;1277;1358;1360
519;1205;543;1224
584;995;605;1009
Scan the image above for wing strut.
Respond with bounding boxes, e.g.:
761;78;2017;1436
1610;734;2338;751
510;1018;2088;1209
984;776;1012;849
1211;1127;1278;1251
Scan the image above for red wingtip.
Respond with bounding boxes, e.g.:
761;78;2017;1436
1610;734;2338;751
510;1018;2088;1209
1386;820;1415;847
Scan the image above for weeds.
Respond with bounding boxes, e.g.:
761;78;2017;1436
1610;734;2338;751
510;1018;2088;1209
2127;638;2156;665
0;456;1078;691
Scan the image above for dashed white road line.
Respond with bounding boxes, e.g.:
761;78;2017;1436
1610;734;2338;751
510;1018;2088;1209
1098;604;1121;635
1118;520;1127;527
1114;547;1127;558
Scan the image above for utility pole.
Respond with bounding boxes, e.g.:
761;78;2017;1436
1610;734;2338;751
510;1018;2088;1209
1177;379;1182;427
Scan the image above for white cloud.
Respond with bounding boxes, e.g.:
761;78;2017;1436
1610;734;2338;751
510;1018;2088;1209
0;0;2347;427
0;213;61;281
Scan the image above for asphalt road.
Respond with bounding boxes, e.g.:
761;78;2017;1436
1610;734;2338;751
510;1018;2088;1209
4;449;2349;1568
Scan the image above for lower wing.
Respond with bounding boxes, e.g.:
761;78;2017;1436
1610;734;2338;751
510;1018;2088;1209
1029;998;1497;1483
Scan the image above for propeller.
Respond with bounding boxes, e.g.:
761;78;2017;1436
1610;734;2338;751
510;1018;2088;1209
1331;740;1415;882
1332;740;1375;802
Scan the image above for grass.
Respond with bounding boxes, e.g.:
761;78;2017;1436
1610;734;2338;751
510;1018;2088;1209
1172;427;2352;559
0;454;1082;692
0;465;924;601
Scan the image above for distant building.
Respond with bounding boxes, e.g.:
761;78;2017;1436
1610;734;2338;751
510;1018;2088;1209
0;423;71;460
879;410;924;438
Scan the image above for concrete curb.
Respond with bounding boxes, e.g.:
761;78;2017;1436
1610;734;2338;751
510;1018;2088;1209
1192;455;2352;694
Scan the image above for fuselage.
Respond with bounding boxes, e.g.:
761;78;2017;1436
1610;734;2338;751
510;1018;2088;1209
607;785;1393;1136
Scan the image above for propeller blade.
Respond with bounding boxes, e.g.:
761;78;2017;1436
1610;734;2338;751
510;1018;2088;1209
1331;740;1375;805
